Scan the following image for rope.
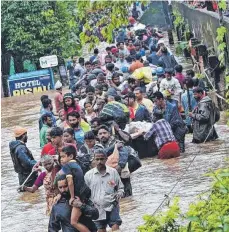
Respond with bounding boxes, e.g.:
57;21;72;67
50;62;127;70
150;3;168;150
152;151;199;216
1;195;16;214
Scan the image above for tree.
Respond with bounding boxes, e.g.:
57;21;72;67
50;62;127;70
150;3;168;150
1;1;80;74
76;0;132;50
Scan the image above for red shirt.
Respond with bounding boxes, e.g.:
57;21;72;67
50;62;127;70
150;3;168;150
64;105;81;118
41;143;55;156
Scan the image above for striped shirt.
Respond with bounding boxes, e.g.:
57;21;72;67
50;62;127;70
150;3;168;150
144;119;175;149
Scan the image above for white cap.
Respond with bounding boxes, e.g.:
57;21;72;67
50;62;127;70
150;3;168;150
55;80;62;89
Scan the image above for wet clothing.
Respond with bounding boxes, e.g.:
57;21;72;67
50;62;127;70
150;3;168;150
144;119;176;150
61;160;90;201
40;124;50;148
159;54;178;70
49;196;98;232
158;141;180;159
130;104;151;122
192;96;218;143
9;140;37;186
147;51;159;66
34;166;60;215
84;166;124;221
181;89;197;127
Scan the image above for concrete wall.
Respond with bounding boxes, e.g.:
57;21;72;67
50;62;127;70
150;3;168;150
173;2;229;64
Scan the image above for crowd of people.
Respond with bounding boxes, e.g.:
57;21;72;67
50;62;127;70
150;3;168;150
9;8;220;232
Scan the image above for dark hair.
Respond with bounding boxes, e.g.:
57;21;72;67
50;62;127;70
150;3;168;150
106;47;111;51
84;101;92;107
62;145;77;159
106;63;115;72
98;124;110;133
15;134;26;141
153;91;164;100
63;93;76;111
135;54;141;60
50;127;63;137
94;148;107;157
161;47;168;54
95;84;103;91
41;113;51;123
164;68;174;74
186;70;195;78
115;95;122;102
128;77;136;84
56;174;67;183
185;78;194;88
42;98;52;108
63;128;75;139
86;86;95;94
105;55;112;60
40;95;49;103
84;131;96;140
91;117;101;126
67;111;80;120
85;61;91;66
175;65;183;73
134;87;143;93
150;46;158;52
94;48;99;54
79;57;84;65
193;87;204;94
124;92;136;100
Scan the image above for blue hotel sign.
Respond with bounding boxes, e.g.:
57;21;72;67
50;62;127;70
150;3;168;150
8;69;54;97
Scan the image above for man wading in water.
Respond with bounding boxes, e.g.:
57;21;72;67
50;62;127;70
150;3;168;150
9;127;38;187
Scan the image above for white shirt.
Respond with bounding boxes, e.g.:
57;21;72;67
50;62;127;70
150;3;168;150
160;77;182;102
84;166;124;220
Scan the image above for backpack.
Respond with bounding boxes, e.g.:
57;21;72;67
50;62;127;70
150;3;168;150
99;102;130;129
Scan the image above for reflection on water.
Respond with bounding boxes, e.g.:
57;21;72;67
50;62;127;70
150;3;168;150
1;90;229;232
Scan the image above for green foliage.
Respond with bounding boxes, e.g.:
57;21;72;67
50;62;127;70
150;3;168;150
137;167;229;232
76;0;132;50
218;0;227;11
1;1;80;64
175;41;189;56
138;197;181;232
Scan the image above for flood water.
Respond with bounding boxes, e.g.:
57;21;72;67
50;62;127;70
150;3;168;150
1;88;229;232
2;35;229;231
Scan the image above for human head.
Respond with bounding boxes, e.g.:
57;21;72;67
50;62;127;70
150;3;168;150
105;55;112;64
97;73;106;85
95;84;103;96
80;87;87;99
84;131;96;149
60;145;77;165
85;61;92;72
153;91;166;109
193;87;204;101
50;127;63;147
97;125;111;144
46;128;52;142
124;92;136;107
63;128;75;143
128;39;133;46
86;86;95;102
112;73;121;86
84;101;94;114
63;93;74;110
72;56;78;63
56;174;69;196
94;48;99;55
41;113;52;127
91;117;101;136
134;87;144;101
106;47;111;55
42;98;53;111
135;53;141;61
106;63;115;72
55;80;62;92
41;95;49;103
94;148;107;171
14;126;28;143
174;65;183;74
161;47;168;54
119;42;124;50
184;78;194;89
186;70;195;78
40;155;54;172
58;109;65;122
78;57;84;66
119;52;125;61
164;68;173;81
67;111;81;129
128;77;137;91
152;110;164;123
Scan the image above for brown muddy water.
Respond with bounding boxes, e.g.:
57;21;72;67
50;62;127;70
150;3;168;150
1;90;229;232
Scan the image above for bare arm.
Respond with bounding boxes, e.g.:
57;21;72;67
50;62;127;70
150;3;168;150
24;185;38;193
66;176;75;199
